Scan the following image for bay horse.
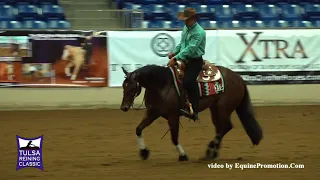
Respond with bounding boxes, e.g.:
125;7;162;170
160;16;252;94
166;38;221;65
120;62;263;161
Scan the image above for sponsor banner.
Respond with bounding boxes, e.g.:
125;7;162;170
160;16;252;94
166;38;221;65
239;71;320;85
218;29;320;84
0;30;108;87
108;30;218;87
0;36;31;57
218;29;320;72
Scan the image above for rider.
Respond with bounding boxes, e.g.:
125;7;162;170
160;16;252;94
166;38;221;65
81;36;93;67
168;7;206;121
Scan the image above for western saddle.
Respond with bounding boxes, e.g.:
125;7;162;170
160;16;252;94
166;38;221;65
172;60;219;117
174;60;219;83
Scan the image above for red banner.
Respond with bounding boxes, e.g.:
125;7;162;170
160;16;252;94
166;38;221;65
0;32;108;87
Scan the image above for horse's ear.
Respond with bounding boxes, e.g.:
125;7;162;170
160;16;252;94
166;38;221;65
121;67;128;75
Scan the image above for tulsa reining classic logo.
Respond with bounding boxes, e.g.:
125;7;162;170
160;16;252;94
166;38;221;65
16;135;44;171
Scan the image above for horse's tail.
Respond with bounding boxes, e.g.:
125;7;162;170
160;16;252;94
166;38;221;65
236;84;263;145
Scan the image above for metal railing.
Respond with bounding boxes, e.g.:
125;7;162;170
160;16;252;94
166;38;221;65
66;9;144;30
61;9;320;31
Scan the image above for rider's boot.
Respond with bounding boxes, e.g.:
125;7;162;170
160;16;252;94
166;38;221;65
180;94;199;121
180;108;199;121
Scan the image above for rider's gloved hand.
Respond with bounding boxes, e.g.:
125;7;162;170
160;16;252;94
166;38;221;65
168;52;175;59
167;57;176;67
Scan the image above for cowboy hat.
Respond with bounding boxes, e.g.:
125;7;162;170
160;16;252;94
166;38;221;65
177;7;197;21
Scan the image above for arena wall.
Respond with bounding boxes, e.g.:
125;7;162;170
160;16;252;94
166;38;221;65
1;85;319;111
1;29;319;110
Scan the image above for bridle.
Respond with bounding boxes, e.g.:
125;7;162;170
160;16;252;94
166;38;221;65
122;68;184;140
123;74;144;111
132;83;145;111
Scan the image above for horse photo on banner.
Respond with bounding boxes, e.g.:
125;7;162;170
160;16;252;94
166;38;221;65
0;57;22;84
0;36;30;57
107;30;218;87
23;34;109;87
0;36;29;87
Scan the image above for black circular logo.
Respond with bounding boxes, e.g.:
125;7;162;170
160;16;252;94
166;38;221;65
151;33;175;57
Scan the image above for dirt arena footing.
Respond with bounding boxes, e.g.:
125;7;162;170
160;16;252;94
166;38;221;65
0;105;319;179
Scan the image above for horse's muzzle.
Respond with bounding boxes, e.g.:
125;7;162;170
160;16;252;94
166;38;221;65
120;105;130;112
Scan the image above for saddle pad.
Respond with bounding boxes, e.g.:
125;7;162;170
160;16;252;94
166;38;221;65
198;77;225;97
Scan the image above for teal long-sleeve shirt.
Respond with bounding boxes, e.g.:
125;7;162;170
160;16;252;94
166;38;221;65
173;22;206;62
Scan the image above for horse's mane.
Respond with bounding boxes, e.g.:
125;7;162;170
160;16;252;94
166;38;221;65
134;64;171;88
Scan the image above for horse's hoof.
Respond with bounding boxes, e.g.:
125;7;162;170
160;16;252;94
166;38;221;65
212;151;218;159
139;149;150;160
205;149;218;160
178;155;189;161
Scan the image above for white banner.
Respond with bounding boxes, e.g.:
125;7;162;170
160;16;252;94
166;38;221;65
108;30;218;87
218;29;320;72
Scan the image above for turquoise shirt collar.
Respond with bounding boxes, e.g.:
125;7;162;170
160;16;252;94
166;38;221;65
186;22;198;30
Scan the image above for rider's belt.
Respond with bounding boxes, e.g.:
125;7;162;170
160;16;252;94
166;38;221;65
186;57;203;63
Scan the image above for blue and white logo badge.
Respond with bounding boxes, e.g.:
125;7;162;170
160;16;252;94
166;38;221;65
16;135;43;171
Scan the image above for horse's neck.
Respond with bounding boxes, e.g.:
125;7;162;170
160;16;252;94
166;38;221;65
140;74;172;93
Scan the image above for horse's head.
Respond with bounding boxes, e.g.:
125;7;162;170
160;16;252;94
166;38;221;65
61;45;72;60
120;67;141;112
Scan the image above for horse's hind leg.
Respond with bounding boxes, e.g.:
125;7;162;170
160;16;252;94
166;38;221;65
136;109;159;160
205;106;233;160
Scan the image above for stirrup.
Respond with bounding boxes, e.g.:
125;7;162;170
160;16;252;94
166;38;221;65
179;109;199;121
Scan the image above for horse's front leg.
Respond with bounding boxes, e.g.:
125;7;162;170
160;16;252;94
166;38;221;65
136;109;159;160
70;61;82;80
168;114;189;161
65;62;73;77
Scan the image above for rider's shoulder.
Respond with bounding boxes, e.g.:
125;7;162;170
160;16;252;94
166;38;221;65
196;23;205;31
197;26;206;35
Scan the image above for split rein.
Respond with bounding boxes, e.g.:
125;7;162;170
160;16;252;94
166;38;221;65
126;70;195;139
131;94;145;111
128;89;174;139
129;89;185;140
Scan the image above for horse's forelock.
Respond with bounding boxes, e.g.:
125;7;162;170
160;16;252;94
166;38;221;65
130;71;138;81
123;73;133;86
125;71;138;81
